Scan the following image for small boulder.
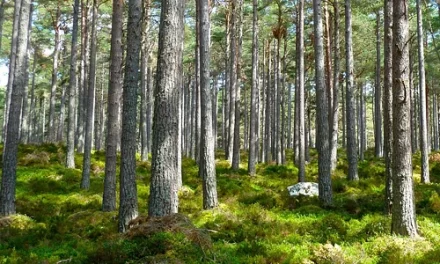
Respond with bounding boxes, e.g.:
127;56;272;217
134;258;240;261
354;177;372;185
287;182;319;197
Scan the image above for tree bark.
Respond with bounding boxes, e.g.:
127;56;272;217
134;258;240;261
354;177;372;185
48;3;61;143
297;0;306;182
383;0;393;215
345;0;358;181
331;0;340;170
118;0;142;232
66;0;80;169
231;0;242;170
375;11;383;158
1;0;31;216
248;0;259;176
313;0;332;206
416;0;430;184
148;0;184;217
227;0;237;164
140;0;151;161
391;0;418;237
264;40;272;163
198;0;218;209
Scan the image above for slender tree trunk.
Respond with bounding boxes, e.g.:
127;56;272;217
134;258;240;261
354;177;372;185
375;11;383;157
28;47;37;143
194;0;201;163
103;0;123;211
416;0;430;184
232;0;242;170
297;0;306;182
20;4;33;144
248;0;259;176
0;0;6;54
77;0;89;153
264;40;272;163
331;0;340;170
223;9;230;155
433;93;439;151
66;0;80;168
227;0;237;164
345;0;358;181
118;0;142;232
391;0;418;237
0;0;31;216
48;4;61;143
383;0;393;215
313;0;332;206
198;0;218;208
149;0;184;217
81;0;97;190
140;0;151;161
3;0;22;142
410;54;417;153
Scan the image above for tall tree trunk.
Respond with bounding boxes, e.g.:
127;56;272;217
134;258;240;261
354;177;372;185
0;0;31;216
227;0;237;164
198;0;218;209
345;0;358;181
194;0;201;163
118;0;142;232
232;0;242;170
433;93;439;151
20;4;33;144
140;0;151;161
391;0;418;237
297;0;306;182
148;0;184;217
313;0;332;206
80;0;97;190
416;0;430;184
375;11;383;157
77;0;89;153
48;3;61;143
103;0;123;211
66;0;80;169
264;40;272;163
28;47;37;143
383;0;393;215
324;1;337;170
248;0;259;176
0;0;6;54
3;0;22;142
331;0;340;170
223;9;230;155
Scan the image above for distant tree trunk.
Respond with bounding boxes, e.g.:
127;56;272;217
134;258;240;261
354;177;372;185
223;9;230;154
0;0;31;216
261;42;266;162
28;48;37;143
103;0;123;212
0;0;6;54
118;0;142;232
77;0;89;153
410;53;417;153
80;0;98;190
232;0;242;170
140;0;151;161
194;0;201;163
148;0;184;217
248;0;259;176
20;4;33;144
433;93;439;151
227;0;237;164
345;0;358;181
383;0;393;215
66;0;80;169
324;1;337;170
416;0;430;184
331;0;340;170
264;40;272;163
297;0;306;182
3;0;21;142
313;0;332;206
57;77;67;143
359;83;366;160
198;0;218;209
374;11;383;158
391;0;418;237
48;4;61;143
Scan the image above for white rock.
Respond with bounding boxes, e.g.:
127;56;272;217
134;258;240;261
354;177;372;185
287;182;319;197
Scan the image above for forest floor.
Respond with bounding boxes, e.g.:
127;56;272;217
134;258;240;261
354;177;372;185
1;144;440;263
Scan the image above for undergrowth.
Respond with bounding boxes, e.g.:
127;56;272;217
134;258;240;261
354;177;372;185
0;144;440;263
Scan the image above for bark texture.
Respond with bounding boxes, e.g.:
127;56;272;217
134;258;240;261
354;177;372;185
148;0;184;217
391;0;418;237
118;0;142;232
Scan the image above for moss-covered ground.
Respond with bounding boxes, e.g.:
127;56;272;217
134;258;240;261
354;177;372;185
1;144;440;263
